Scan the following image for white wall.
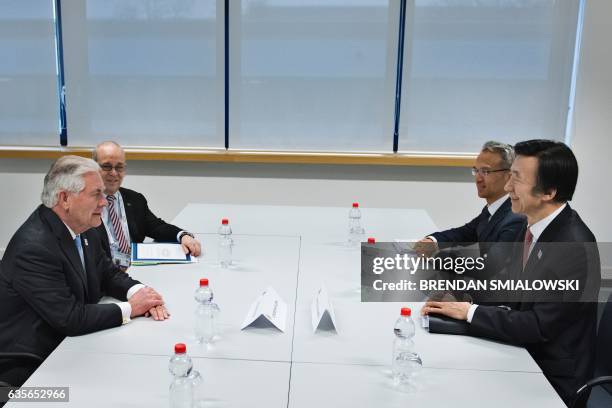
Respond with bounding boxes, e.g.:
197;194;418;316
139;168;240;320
0;0;611;249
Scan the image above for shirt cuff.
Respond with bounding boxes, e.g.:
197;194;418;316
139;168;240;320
426;235;438;243
467;304;478;323
116;302;132;325
176;231;185;243
127;284;145;300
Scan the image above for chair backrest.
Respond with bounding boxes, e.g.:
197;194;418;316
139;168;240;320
596;292;612;393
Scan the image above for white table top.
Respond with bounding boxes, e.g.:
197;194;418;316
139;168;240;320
61;234;300;362
292;240;541;371
6;351;290;408
289;362;565;408
7;204;558;407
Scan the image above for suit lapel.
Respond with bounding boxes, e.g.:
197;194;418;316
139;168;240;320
119;188;137;241
478;198;511;241
522;205;572;276
40;206;88;294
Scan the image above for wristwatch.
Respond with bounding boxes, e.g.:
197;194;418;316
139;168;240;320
178;231;195;242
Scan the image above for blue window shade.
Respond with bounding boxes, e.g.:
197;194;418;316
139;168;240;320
229;0;399;152
0;0;59;146
398;0;581;153
62;0;223;148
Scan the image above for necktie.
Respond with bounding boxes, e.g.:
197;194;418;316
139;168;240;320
74;234;86;271
106;195;131;254
522;228;533;269
482;206;491;220
477;206;491;237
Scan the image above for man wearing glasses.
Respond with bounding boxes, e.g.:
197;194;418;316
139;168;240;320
421;140;600;405
92;141;201;269
414;141;525;265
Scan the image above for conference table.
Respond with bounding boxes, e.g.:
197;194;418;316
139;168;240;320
5;204;565;407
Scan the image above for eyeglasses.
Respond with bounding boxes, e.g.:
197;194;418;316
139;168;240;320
99;163;126;173
471;167;509;177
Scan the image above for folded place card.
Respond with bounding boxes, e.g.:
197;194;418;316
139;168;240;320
241;287;287;332
311;285;338;333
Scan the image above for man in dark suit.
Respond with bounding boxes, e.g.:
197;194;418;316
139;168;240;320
0;155;169;387
421;140;601;406
414;141;525;275
92;141;201;268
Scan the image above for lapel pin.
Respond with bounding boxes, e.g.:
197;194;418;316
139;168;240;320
83;238;88;246
537;249;542;259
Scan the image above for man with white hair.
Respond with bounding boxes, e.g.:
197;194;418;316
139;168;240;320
0;155;169;387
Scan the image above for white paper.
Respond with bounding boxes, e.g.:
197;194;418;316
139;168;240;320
421;315;430;329
241;287;287;332
393;239;420;251
134;243;189;261
311;285;338;332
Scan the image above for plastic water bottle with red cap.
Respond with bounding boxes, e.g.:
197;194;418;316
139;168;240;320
195;278;221;344
348;202;365;246
218;218;233;268
169;343;193;408
392;307;422;389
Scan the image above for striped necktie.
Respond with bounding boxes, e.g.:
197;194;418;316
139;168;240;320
106;195;131;254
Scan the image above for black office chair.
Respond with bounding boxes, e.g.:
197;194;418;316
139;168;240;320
0;352;44;387
571;293;612;408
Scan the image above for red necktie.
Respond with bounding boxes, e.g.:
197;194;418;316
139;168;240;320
107;195;131;254
522;228;533;269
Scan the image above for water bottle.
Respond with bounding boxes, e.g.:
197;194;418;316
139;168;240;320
194;278;220;344
187;369;204;408
218;218;233;268
169;343;193;408
348;202;365;245
392;307;422;388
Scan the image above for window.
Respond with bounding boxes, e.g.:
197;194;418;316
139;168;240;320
229;0;399;152
0;0;59;145
398;0;580;153
61;0;222;147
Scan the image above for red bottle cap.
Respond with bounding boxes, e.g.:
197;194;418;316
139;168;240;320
174;343;187;354
367;237;376;244
352;202;359;208
200;278;209;287
221;218;229;225
400;307;411;317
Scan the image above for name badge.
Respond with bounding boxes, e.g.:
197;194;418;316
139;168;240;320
111;245;131;270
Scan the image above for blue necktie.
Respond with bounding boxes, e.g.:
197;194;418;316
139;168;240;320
74;235;86;271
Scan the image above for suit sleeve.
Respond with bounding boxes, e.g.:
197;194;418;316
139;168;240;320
12;242;123;337
92;237;141;301
138;192;182;243
430;214;480;249
495;216;525;243
469;242;593;345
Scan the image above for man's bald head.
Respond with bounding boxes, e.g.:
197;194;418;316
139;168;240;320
92;141;126;195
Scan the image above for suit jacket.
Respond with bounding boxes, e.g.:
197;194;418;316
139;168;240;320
431;197;525;254
430;198;526;278
468;205;600;405
0;205;140;361
97;187;182;256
